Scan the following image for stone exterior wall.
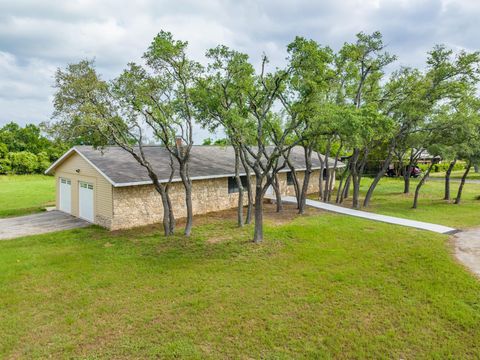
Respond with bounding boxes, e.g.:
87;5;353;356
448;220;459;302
109;169;333;230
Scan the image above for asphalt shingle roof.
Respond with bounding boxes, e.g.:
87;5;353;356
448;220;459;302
54;145;343;187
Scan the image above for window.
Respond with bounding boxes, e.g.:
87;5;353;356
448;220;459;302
228;176;248;193
79;182;93;190
286;172;295;185
61;178;71;185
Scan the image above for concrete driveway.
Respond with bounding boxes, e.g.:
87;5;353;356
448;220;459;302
455;228;480;278
0;211;90;240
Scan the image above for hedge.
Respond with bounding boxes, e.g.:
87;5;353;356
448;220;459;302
417;161;466;173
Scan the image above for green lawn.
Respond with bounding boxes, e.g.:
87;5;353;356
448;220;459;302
430;169;480;180
355;177;480;229
0;175;55;217
2;176;480;358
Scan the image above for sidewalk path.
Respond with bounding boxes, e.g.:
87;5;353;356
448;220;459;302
268;195;458;235
428;177;480;184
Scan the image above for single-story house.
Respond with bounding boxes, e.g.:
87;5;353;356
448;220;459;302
45;145;343;230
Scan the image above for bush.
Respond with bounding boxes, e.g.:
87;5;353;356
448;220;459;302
36;152;51;173
432;162;465;173
417;162;466;173
0;143;7;158
0;158;11;174
8;151;38;174
417;164;429;172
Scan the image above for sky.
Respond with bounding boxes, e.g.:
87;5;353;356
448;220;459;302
0;0;479;142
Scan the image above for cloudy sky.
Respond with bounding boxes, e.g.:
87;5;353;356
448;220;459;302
0;0;478;141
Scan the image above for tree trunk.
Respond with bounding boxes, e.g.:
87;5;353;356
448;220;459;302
159;187;172;236
474;164;479;173
327;145;342;203
239;150;253;224
179;163;193;236
318;153;324;201
335;166;349;204
322;141;331;202
287;159;301;209
404;169;411;194
341;173;351;203
273;173;283;212
299;146;313;214
234;148;244;227
363;150;394;207
397;160;403;178
352;178;360;208
152;181;174;236
412;162;435;209
454;161;472;205
404;152;415;194
444;158;457;201
165;187;175;234
253;175;264;243
350;149;361;209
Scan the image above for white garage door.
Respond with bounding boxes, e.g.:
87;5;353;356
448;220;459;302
59;178;71;214
79;181;94;222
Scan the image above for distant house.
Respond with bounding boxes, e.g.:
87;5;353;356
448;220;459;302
45;146;343;230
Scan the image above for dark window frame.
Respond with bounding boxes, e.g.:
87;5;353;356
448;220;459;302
228;176;248;193
286;171;294;185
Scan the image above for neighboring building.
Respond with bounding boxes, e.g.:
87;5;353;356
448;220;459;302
45;146;343;230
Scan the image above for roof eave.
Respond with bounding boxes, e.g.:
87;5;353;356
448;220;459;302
111;164;345;187
45;146;116;187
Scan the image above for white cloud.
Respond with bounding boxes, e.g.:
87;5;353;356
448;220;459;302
0;0;479;141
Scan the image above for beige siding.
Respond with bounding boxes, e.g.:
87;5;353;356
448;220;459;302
54;152;113;227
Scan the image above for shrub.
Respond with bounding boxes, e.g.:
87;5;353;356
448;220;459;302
0;143;7;158
0;158;11;174
8;151;38;174
432;162;466;173
36;152;51;173
417;162;466;173
417;164;429;172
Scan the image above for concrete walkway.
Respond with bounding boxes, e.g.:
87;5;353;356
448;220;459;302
0;211;90;240
428;177;480;184
454;229;480;278
268;195;457;234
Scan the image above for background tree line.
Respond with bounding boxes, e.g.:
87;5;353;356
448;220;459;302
46;30;480;242
0;122;68;174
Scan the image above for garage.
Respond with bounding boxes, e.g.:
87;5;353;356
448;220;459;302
59;178;71;214
79;181;94;222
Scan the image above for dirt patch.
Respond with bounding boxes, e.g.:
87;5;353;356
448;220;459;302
262;201;324;225
110;201;325;241
454;228;480;278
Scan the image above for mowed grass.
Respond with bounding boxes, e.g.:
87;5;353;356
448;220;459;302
355;177;480;229
1;210;480;358
0;175;55;217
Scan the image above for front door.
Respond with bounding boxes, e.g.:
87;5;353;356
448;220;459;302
59;178;71;214
79;181;94;222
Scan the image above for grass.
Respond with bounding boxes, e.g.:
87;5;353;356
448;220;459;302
355;177;480;229
1;204;480;358
1;176;480;357
430;170;480;180
0;175;55;217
